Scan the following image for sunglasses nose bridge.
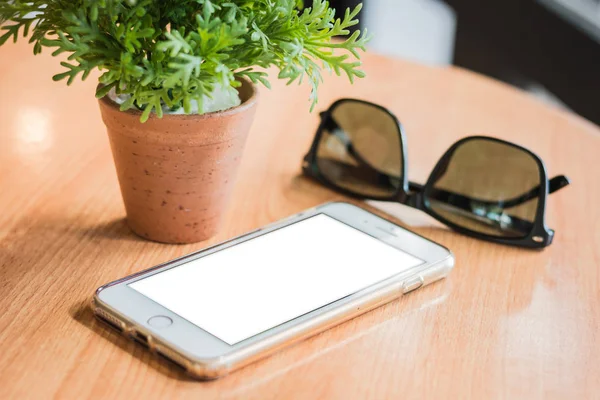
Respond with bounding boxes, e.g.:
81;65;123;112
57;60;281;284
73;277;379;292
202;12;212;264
404;191;423;208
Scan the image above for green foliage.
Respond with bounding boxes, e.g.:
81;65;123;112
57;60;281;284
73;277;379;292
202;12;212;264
0;0;371;122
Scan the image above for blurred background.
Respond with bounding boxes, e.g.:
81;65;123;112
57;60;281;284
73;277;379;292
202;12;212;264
327;0;600;126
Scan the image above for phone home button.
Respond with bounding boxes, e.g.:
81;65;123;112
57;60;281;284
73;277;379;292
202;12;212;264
148;315;173;329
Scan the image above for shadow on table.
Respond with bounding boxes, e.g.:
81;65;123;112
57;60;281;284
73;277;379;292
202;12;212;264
69;280;454;391
69;301;202;383
77;217;147;242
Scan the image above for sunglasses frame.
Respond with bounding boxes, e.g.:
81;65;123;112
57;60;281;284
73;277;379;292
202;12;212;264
303;98;565;249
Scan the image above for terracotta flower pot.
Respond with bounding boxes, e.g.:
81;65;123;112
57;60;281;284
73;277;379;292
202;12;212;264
98;79;258;244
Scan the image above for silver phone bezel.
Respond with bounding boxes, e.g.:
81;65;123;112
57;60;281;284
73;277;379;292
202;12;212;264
95;202;453;363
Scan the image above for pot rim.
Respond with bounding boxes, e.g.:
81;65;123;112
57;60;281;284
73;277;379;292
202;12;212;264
97;76;259;120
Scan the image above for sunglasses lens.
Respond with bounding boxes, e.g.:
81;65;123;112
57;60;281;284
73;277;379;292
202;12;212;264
424;138;541;238
316;101;403;198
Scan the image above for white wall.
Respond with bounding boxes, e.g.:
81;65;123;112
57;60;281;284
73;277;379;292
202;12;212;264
363;0;457;66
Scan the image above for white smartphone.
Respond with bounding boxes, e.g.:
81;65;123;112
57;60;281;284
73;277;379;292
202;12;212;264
93;202;454;379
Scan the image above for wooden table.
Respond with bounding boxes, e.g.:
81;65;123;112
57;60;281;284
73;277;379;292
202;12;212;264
1;40;599;400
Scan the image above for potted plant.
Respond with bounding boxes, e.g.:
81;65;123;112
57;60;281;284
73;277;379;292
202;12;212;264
0;0;370;243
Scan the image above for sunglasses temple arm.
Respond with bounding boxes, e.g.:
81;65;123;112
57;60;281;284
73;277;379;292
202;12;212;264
427;197;534;234
413;183;535;233
491;175;570;208
349;144;537;212
406;175;570;210
549;175;571;193
316;152;534;234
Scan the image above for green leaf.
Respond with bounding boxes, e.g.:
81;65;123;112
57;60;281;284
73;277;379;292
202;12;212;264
96;81;118;98
0;24;21;45
0;0;370;122
165;53;202;87
156;30;192;57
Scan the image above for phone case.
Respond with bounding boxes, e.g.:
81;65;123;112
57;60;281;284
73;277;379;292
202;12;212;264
93;203;455;379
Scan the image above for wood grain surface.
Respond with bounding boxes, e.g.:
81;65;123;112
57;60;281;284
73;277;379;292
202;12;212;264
1;40;599;400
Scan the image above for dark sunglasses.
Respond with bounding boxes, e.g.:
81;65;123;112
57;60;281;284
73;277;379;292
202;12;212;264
302;99;570;248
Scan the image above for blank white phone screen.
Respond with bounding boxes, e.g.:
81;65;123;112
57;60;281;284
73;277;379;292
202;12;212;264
129;214;423;345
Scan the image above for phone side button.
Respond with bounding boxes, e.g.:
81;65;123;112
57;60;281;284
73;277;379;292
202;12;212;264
402;276;424;294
